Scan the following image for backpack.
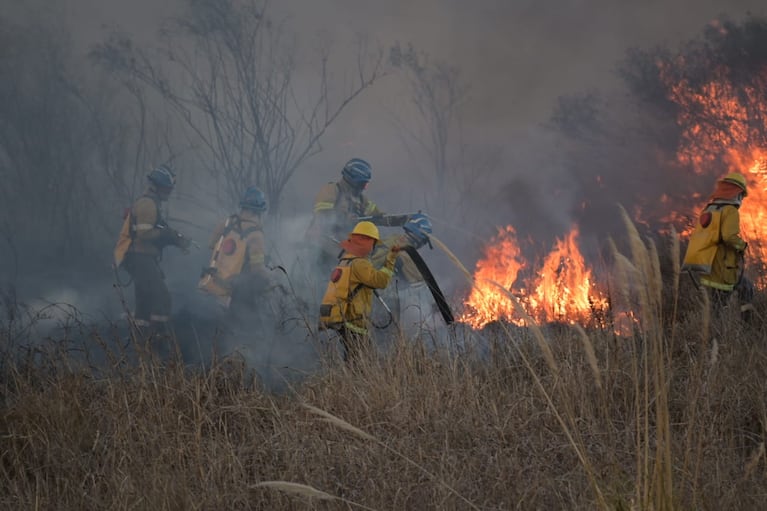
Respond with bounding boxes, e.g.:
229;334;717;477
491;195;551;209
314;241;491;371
319;258;364;329
682;205;723;275
198;215;262;304
113;208;134;268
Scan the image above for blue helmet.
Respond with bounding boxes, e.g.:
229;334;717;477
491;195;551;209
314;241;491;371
341;158;372;190
403;213;432;247
147;164;176;190
240;186;267;212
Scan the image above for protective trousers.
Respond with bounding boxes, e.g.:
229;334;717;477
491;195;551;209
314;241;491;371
228;273;269;326
124;252;171;325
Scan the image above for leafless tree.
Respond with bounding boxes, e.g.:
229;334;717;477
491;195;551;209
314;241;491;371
85;79;177;206
0;11;176;274
548;15;767;239
0;18;110;264
92;0;384;214
389;43;498;220
390;44;468;193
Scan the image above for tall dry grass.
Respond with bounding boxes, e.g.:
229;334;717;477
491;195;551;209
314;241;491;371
2;218;767;509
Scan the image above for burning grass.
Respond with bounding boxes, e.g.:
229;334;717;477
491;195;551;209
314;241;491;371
2;252;767;510
460;225;609;329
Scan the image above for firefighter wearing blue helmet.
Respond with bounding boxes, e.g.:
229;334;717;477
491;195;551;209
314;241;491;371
114;164;192;330
199;186;271;321
306;158;409;268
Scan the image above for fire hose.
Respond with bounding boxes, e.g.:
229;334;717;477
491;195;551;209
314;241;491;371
402;245;454;325
372;290;394;329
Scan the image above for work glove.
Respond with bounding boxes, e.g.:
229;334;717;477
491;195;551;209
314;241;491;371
385;245;401;268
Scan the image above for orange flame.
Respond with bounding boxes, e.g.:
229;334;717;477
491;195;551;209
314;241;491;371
460;226;607;329
527;228;607;324
660;61;767;276
460;226;525;328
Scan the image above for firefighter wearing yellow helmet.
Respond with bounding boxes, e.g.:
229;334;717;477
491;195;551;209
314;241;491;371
682;172;752;313
319;221;401;363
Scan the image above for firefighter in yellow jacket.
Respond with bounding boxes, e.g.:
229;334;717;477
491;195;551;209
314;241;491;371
113;165;192;329
306;158;409;269
682;172;752;313
199;186;269;320
319;221;400;362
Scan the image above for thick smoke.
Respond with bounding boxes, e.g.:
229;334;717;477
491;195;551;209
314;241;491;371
3;0;767;379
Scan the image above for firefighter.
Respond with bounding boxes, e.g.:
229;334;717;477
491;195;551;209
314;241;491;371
319;221;400;363
114;164;192;331
199;186;270;322
682;172;753;318
305;158;409;270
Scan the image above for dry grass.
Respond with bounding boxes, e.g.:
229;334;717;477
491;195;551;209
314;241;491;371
2;220;767;509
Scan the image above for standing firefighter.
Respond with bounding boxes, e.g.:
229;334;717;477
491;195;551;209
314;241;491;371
199;186;270;321
306;158;409;269
682;172;754;317
113;165;192;331
319;221;400;363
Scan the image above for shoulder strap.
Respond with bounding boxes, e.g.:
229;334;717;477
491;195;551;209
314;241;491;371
221;214;242;236
342;257;367;301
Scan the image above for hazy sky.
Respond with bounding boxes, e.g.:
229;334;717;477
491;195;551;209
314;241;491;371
20;1;756;219
5;0;767;316
45;0;767;239
59;0;767;127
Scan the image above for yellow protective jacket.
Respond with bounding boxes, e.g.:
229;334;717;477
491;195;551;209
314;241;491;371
683;201;747;291
319;251;397;334
370;234;423;285
306;180;383;253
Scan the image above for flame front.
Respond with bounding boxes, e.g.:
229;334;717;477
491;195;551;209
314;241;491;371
460;226;525;328
460;226;606;329
527;228;606;324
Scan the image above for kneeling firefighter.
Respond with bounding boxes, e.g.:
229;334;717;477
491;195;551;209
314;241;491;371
319;221;400;362
199;186;270;321
113;164;193;330
682;172;754;317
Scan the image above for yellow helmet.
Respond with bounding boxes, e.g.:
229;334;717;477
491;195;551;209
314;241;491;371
720;172;748;196
351;221;380;240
